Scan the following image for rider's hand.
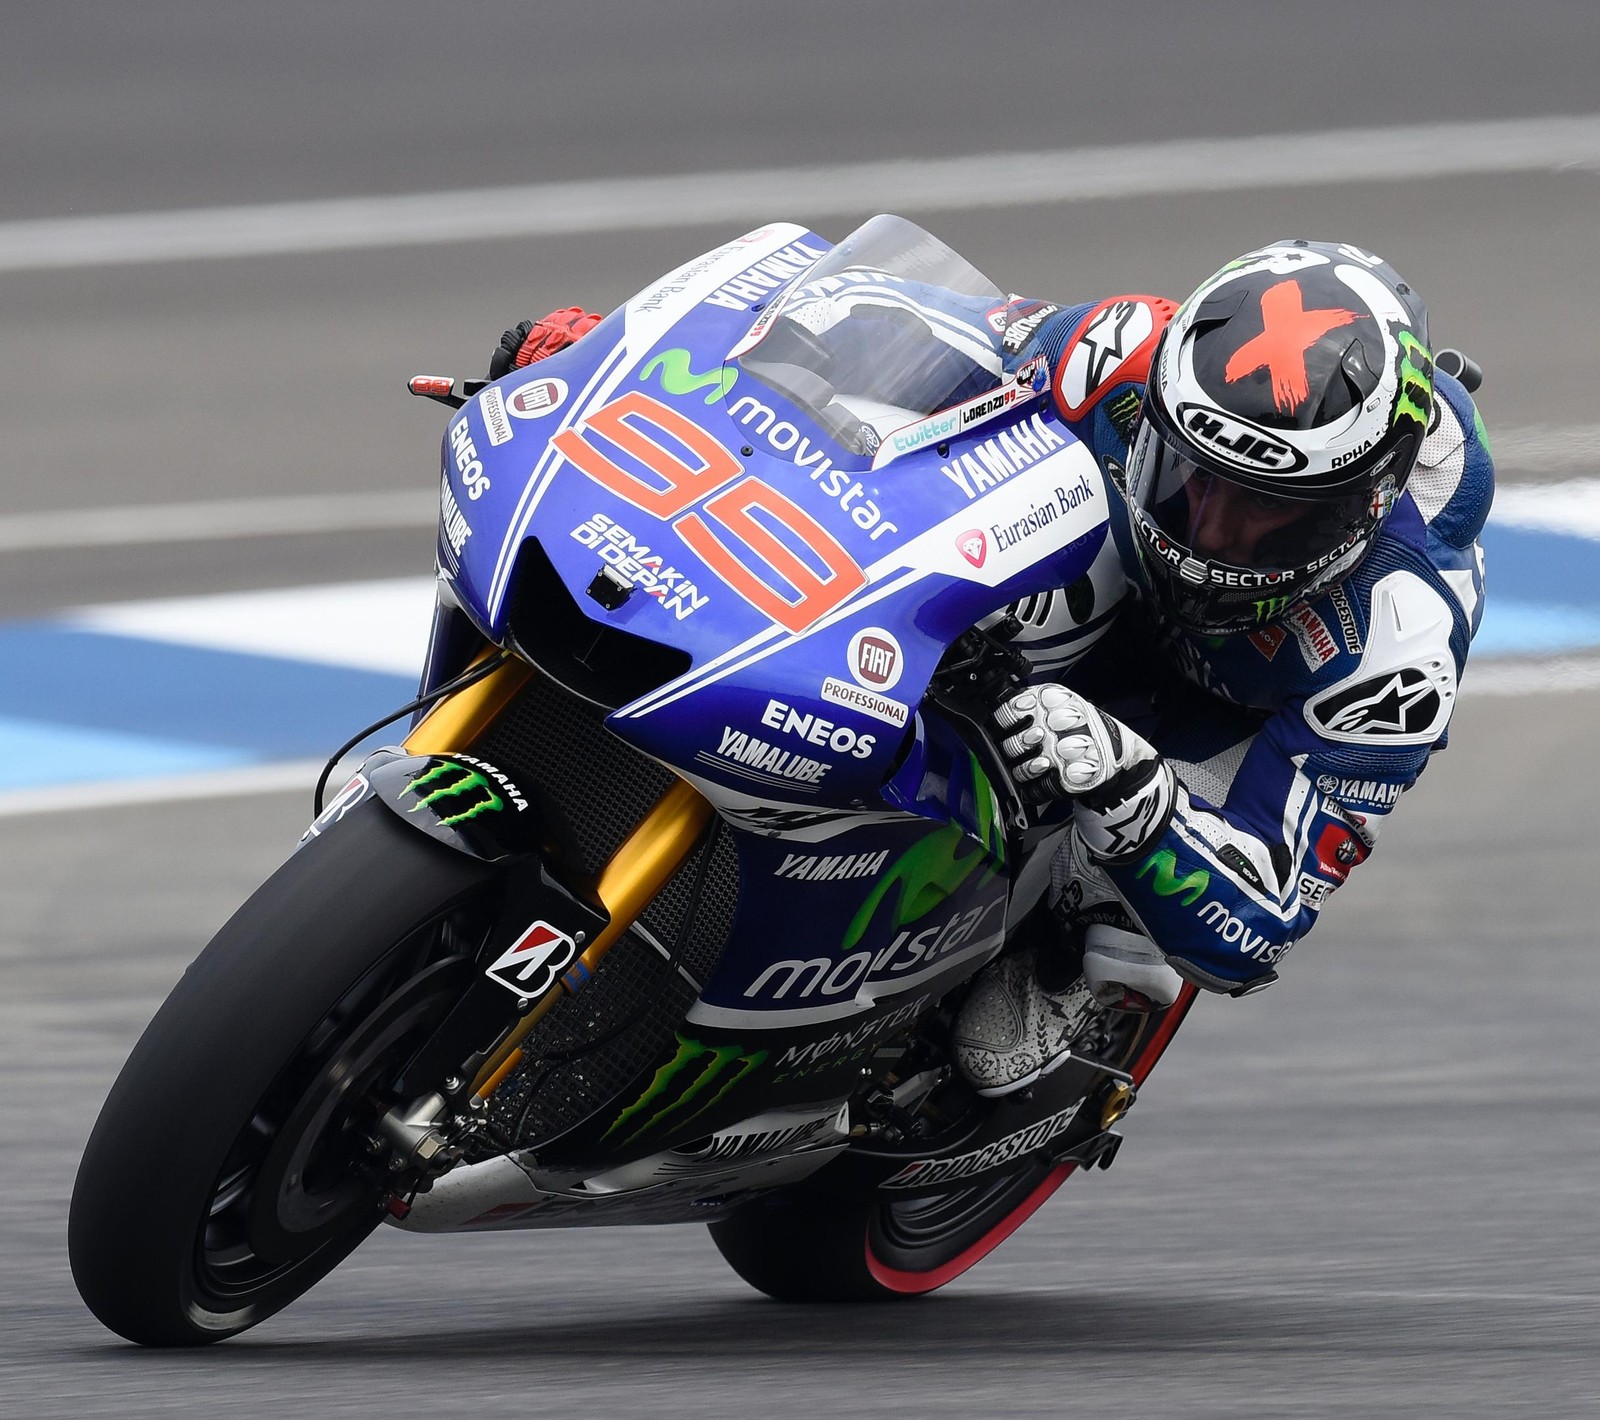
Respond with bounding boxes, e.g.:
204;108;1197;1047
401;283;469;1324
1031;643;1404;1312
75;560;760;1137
488;308;604;380
996;684;1175;862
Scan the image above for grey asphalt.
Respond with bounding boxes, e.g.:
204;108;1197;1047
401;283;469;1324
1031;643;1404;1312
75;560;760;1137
3;3;1598;1416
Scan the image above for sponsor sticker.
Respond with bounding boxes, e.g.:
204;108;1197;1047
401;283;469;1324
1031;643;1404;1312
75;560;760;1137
1287;604;1338;669
440;475;471;559
506;376;569;419
570;512;710;620
773;850;889;881
883;1102;1083;1188
820;676;909;728
1175;401;1307;472
728;393;899;541
480;385;513;446
958;529;987;567
1298;872;1336;909
1312;821;1368;884
449;417;491;501
299;772;371;845
484;921;579;999
761;698;877;759
1306;666;1448;742
848;627;904;692
1001;301;1061;355
937;411;1070;500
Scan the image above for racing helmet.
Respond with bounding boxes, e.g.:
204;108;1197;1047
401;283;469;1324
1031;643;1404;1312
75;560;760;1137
1126;239;1433;636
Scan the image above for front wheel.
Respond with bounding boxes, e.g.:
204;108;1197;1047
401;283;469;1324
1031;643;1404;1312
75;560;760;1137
68;802;496;1346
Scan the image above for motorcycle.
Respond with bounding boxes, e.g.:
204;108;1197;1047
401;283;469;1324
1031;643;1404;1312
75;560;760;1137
69;214;1196;1346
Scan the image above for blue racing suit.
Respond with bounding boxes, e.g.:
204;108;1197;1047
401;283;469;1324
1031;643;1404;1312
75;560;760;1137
998;294;1494;992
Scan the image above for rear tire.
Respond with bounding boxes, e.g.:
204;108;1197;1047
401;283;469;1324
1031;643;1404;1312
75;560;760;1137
68;802;496;1346
709;987;1196;1301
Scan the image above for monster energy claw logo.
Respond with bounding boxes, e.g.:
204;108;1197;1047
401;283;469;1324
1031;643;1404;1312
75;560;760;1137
1394;330;1433;431
605;1033;767;1146
641;347;738;404
403;761;505;827
1136;848;1210;905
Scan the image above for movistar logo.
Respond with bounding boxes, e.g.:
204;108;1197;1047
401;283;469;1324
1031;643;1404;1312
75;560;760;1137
641;347;738;404
605;1033;767;1146
840;754;1006;953
1394;330;1433;431
1135;848;1210;905
403;761;504;827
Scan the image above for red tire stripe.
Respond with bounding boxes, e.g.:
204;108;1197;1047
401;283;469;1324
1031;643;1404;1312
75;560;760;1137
865;1162;1078;1294
863;983;1199;1292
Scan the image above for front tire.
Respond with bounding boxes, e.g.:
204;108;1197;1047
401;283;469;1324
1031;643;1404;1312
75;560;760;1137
69;802;496;1346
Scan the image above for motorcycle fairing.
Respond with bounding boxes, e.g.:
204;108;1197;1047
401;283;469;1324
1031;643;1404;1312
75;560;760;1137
432;218;1111;813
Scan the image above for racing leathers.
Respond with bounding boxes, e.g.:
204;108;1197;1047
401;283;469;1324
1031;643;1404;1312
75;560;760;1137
995;291;1493;997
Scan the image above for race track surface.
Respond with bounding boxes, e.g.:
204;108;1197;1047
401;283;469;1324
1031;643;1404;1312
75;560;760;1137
3;4;1598;1415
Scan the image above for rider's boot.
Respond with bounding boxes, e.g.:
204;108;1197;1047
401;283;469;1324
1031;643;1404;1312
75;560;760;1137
953;842;1182;1097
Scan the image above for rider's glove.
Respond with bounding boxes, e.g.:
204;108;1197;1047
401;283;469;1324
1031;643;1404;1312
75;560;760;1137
996;684;1175;863
488;308;604;380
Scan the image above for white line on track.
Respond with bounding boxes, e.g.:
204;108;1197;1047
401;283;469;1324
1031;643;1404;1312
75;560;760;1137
2;450;1596;556
2;113;1599;273
0;760;323;819
0;490;438;552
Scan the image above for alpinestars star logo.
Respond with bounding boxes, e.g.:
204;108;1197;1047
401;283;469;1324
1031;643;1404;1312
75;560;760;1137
1308;667;1442;739
1225;280;1360;415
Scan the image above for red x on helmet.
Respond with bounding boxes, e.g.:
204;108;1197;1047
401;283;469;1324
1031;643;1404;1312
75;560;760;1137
1127;240;1434;635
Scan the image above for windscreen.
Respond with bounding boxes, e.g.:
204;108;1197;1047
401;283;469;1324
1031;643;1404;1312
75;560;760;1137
733;214;1012;456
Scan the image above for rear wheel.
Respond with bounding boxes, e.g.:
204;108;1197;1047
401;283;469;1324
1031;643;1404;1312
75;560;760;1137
709;987;1195;1301
68;802;497;1346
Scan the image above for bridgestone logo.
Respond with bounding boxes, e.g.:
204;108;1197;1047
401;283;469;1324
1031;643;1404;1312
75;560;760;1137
882;1102;1082;1188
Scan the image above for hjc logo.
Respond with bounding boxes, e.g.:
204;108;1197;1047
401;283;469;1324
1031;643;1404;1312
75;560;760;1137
1180;405;1296;469
958;529;987;567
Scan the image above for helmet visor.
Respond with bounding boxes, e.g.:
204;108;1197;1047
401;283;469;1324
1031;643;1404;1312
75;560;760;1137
1128;419;1373;577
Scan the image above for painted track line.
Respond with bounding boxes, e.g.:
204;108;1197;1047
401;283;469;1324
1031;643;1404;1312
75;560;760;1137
1;467;1596;559
0;490;437;553
3;114;1600;273
0;760;323;819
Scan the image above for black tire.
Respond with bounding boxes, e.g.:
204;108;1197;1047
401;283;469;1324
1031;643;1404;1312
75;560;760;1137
708;1163;1067;1302
68;801;497;1346
710;989;1197;1302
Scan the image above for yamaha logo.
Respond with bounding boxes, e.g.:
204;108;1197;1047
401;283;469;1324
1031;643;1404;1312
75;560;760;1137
1175;402;1306;473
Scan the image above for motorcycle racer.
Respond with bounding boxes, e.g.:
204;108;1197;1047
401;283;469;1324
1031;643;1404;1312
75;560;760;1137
492;233;1493;1099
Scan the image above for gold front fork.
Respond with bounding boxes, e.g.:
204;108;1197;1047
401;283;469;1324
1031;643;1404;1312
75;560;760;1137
471;778;713;1099
397;650;715;1104
402;654;533;755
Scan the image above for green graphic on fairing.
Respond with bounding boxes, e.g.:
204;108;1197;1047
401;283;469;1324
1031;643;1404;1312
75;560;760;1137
1135;848;1210;905
642;347;738;404
403;762;504;827
604;1033;767;1145
1394;330;1434;431
1254;595;1291;623
841;753;1006;953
